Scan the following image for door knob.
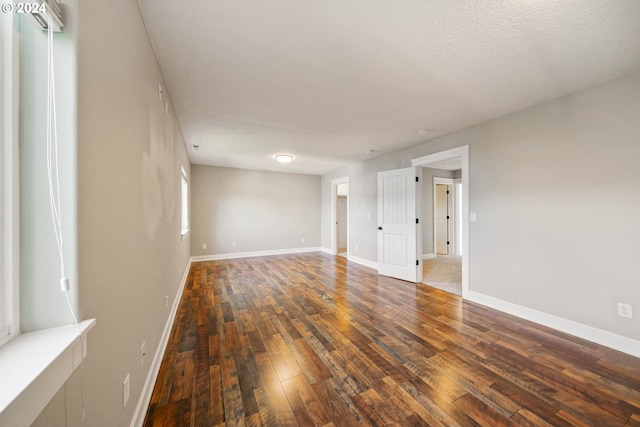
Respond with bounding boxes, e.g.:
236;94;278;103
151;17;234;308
377;226;383;230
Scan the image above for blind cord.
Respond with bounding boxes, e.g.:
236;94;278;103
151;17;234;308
46;12;87;422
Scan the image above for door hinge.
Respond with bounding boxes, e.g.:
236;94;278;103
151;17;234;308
446;190;450;194
416;176;419;182
416;218;419;224
416;260;419;266
447;241;450;245
447;215;450;219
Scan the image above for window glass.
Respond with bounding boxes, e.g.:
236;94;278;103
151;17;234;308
1;5;13;343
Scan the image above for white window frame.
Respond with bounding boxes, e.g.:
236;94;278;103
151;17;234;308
1;4;20;347
180;163;189;238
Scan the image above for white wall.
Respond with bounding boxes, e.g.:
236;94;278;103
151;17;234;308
191;165;321;256
322;72;640;344
29;1;192;426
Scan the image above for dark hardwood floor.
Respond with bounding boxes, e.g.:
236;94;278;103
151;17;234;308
144;253;640;426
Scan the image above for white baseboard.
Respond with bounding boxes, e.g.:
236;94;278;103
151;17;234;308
191;247;322;262
347;255;378;271
422;253;436;260
320;248;379;272
130;258;192;427
468;291;640;358
320;247;333;255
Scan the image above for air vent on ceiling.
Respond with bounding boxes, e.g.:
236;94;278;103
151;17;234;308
31;0;64;33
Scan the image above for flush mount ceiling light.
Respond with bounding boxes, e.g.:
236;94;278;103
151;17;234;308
275;154;294;163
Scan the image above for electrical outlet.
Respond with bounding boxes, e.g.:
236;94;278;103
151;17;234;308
141;342;146;366
123;374;130;408
617;303;633;319
232;242;236;248
202;243;207;249
301;237;305;243
355;244;359;251
158;83;163;100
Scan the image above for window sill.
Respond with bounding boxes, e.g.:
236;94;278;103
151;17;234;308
0;319;96;427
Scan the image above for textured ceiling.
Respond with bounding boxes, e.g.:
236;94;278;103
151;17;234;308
137;0;640;175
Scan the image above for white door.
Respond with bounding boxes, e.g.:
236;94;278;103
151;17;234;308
435;184;449;254
377;167;419;282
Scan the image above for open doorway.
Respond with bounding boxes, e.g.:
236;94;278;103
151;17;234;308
434;178;455;256
336;183;348;257
412;146;469;298
331;177;349;257
425;175;461;295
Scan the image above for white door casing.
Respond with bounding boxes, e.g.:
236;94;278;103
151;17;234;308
412;145;469;298
377;167;420;282
330;177;349;255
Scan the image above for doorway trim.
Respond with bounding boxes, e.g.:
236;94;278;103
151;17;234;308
412;145;469;298
331;176;349;255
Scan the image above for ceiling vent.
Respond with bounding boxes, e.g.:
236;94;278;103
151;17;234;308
31;0;64;33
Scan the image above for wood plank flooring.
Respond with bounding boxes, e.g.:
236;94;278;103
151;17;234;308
144;253;640;426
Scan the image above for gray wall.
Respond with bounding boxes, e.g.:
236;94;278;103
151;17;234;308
322;71;640;342
191;165;321;256
30;1;192;426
